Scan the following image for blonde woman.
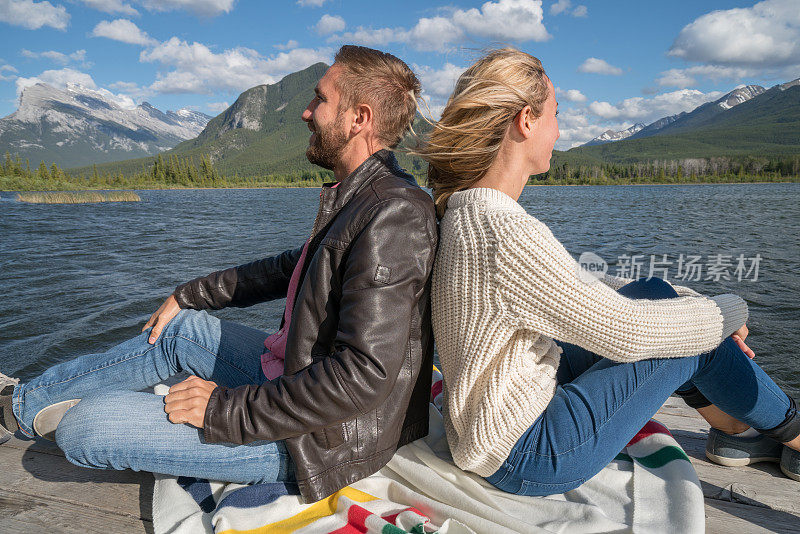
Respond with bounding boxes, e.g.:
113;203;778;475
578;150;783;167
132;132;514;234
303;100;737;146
419;47;800;494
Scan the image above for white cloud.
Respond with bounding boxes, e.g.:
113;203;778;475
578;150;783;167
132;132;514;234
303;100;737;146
334;0;550;52
557;87;587;102
107;80;151;99
656;65;753;88
275;39;299;50
554;108;611;149
21;48;86;64
587;88;724;122
669;0;800;68
91;19;157;46
571;5;587;17
415;63;465;98
0;63;18;81
138;0;234;17
0;0;69;30
297;0;327;6
578;57;623;75
140;37;332;94
450;0;550;42
206;101;229;113
550;0;586;17
315;14;344;35
79;0;137;16
15;67;96;95
15;68;141;108
549;0;570;15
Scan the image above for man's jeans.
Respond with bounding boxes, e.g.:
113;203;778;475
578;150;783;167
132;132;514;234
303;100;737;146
485;277;797;496
11;310;295;484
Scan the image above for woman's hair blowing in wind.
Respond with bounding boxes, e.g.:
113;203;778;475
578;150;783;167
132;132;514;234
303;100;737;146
416;48;549;218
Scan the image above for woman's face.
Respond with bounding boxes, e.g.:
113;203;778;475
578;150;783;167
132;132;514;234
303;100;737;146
529;77;560;175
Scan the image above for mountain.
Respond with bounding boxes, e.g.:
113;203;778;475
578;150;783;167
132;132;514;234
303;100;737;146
626;84;766;141
583;123;645;146
163;62;329;176
0;83;211;168
567;79;799;163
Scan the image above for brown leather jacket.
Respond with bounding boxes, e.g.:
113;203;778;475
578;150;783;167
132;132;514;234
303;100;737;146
172;150;437;502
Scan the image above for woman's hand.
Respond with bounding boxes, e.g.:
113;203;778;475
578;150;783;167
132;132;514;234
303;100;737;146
731;324;755;359
164;375;218;428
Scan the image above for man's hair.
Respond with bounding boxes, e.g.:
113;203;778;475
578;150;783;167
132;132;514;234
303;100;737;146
333;45;421;149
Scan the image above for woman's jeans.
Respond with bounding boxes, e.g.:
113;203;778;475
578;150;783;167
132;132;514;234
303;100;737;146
11;310;295;484
484;277;798;497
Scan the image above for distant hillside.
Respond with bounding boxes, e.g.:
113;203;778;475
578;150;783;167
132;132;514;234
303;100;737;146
569;80;800;163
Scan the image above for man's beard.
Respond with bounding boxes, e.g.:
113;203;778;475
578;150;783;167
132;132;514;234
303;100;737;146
306;113;348;170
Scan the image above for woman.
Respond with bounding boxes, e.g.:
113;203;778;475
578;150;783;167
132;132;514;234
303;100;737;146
418;47;799;495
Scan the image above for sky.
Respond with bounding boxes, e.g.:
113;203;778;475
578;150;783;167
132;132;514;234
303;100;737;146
1;0;799;149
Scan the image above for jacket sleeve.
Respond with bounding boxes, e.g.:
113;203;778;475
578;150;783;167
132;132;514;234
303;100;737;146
496;212;748;363
173;246;304;310
202;198;437;444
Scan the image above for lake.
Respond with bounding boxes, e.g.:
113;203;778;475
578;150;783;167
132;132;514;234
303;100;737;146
1;183;798;398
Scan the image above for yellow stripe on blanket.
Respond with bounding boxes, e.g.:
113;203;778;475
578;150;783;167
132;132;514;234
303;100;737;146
217;486;378;534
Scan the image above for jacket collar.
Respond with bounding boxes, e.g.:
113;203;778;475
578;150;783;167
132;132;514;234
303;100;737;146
321;148;400;212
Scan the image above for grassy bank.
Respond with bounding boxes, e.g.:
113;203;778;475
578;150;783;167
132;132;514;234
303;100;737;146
17;191;141;203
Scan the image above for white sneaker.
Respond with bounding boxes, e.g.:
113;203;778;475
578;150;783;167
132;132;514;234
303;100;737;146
0;371;20;445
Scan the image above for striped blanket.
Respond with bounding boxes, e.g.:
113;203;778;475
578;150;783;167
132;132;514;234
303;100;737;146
153;370;704;534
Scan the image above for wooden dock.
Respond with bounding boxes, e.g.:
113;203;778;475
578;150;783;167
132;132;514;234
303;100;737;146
0;397;798;533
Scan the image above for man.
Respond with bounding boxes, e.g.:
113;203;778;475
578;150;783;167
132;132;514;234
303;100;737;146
0;45;437;503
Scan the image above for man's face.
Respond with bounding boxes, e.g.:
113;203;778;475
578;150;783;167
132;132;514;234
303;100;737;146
302;65;350;170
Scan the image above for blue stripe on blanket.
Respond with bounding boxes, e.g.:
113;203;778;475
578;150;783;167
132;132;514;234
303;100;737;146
216;481;301;510
177;477;217;513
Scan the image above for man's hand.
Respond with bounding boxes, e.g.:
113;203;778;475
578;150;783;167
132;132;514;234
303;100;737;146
731;324;755;359
164;375;218;428
142;294;181;344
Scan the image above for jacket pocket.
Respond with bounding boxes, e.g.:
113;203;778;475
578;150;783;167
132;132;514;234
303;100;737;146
321;422;348;449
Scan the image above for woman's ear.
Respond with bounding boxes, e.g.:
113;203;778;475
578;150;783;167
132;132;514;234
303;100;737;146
514;105;535;139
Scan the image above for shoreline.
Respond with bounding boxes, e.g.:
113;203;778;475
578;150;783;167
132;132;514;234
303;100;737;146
3;179;799;193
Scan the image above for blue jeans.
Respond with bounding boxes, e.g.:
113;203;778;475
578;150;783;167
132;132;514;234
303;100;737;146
484;277;796;496
11;309;295;484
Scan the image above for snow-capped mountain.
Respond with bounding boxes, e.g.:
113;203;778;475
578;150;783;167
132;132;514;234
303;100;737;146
583;123;645;146
584;83;769;147
0;83;211;168
717;85;765;110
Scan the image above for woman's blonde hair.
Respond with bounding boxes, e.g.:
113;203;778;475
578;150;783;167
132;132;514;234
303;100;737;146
416;48;549;218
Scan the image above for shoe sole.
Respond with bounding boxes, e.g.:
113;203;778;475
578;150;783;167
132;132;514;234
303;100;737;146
33;399;80;441
0;428;11;445
781;464;800;482
705;450;781;466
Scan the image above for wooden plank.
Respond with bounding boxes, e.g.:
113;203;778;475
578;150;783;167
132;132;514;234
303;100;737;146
0;438;153;521
652;408;800;516
0;488;150;534
705;498;800;534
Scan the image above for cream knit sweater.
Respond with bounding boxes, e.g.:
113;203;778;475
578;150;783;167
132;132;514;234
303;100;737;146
432;187;749;477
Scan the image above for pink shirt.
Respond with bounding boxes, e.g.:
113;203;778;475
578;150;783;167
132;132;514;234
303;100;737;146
260;182;338;379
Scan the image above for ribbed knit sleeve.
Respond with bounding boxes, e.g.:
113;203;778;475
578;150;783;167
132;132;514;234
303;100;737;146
493;212;748;362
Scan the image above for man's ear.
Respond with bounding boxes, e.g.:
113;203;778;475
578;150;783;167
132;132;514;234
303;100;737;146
351;103;373;135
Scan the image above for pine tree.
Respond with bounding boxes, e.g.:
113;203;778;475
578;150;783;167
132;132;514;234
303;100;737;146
38;160;50;180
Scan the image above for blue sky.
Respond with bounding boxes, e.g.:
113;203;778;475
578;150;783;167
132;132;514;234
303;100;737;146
1;0;798;148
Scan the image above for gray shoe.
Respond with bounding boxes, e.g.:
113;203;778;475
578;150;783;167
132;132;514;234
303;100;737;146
781;447;800;482
0;371;20;445
705;427;783;466
33;399;81;441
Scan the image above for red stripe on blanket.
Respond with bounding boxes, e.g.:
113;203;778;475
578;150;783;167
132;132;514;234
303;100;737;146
627;420;673;446
328;503;371;533
431;380;443;401
382;506;426;525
